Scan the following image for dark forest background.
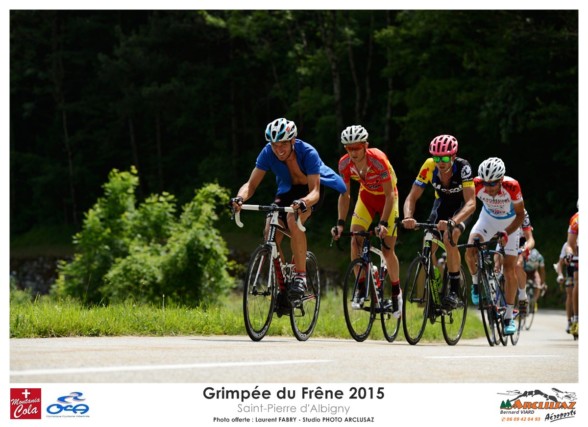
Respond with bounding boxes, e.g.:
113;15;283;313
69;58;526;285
10;10;578;277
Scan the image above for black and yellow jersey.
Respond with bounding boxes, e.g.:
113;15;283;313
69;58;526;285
414;157;474;204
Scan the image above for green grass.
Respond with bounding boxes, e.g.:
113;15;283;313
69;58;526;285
10;290;485;342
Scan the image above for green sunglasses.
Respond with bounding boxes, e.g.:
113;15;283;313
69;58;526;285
432;155;452;163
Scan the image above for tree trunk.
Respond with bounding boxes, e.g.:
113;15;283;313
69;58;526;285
51;13;78;225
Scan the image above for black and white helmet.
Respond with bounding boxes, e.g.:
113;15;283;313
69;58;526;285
265;118;297;143
341;125;369;145
478;157;506;181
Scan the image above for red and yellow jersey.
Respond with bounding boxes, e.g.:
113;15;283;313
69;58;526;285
568;212;579;235
338;148;397;195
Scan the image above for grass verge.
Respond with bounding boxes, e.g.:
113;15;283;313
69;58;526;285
10;290;485;342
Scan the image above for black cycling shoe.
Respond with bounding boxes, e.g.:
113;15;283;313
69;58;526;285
288;277;306;305
442;292;460;310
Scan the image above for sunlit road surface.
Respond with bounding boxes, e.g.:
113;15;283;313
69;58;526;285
10;309;577;383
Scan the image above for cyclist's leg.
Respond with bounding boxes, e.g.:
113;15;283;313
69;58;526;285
466;214;494;303
382;196;401;316
502;237;520;334
349;190;374;268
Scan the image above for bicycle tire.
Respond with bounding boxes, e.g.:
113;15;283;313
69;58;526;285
342;258;375;342
402;256;429;345
442;266;468;346
493;274;508;346
243;245;275;341
524;286;535;330
290;251;321;341
479;272;497;346
380;268;401;343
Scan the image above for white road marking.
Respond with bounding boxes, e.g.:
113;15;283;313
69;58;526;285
427;355;560;359
11;359;331;377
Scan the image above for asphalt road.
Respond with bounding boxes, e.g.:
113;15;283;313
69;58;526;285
10;309;577;383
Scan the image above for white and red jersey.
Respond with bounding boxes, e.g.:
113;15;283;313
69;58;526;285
473;176;523;219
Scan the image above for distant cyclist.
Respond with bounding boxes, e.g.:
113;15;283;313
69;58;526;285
523;248;547;307
232;117;345;304
465;157;526;336
555;241;575;333
565;206;579;336
402;134;476;309
331;125;402;318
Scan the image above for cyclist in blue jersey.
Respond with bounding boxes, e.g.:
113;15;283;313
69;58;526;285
231;118;346;304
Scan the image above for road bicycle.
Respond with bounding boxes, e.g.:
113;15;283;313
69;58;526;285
231;203;320;341
400;222;468;346
458;237;520;346
337;229;401;342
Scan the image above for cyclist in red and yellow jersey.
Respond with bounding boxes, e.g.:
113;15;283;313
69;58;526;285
566;207;579;336
331;125;402;318
402;135;476;309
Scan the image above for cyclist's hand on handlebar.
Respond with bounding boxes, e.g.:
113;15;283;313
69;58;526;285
230;196;243;212
497;230;509;246
292;199;308;213
376;221;388;239
401;217;416;229
331;223;344;240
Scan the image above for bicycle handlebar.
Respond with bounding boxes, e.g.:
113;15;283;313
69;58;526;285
232;204;306;232
396;219;457;247
334;230;391;250
457;236;501;250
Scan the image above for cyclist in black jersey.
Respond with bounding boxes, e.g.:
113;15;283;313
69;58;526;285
402;135;477;309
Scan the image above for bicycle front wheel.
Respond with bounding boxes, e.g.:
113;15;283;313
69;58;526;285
380;269;400;343
343;258;375;342
524;287;536;330
243;245;275;341
402;256;429;345
479;273;497;347
290;251;321;341
442;266;468;346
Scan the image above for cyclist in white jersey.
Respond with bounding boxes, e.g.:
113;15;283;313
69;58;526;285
465;157;526;335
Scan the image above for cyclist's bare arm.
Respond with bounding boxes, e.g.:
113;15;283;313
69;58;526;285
566;232;578;257
233;167;266;211
298;173;321;210
505;201;526;236
402;183;425;229
522;228;535;252
332;182;352;239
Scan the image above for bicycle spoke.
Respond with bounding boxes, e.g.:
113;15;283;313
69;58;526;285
290;252;321;341
402;257;429;345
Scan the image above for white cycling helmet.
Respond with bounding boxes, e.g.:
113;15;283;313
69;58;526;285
478;157;506;181
265;118;297;143
341;125;369;145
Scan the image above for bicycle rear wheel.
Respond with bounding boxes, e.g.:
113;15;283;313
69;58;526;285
290;251;321;341
380;269;400;343
442;266;468;346
343;258;375;342
524;286;536;330
243;245;275;341
402;256;429;345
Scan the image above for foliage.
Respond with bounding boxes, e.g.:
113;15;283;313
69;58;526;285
53;167;233;306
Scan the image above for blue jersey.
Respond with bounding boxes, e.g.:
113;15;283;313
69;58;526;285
256;139;346;195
